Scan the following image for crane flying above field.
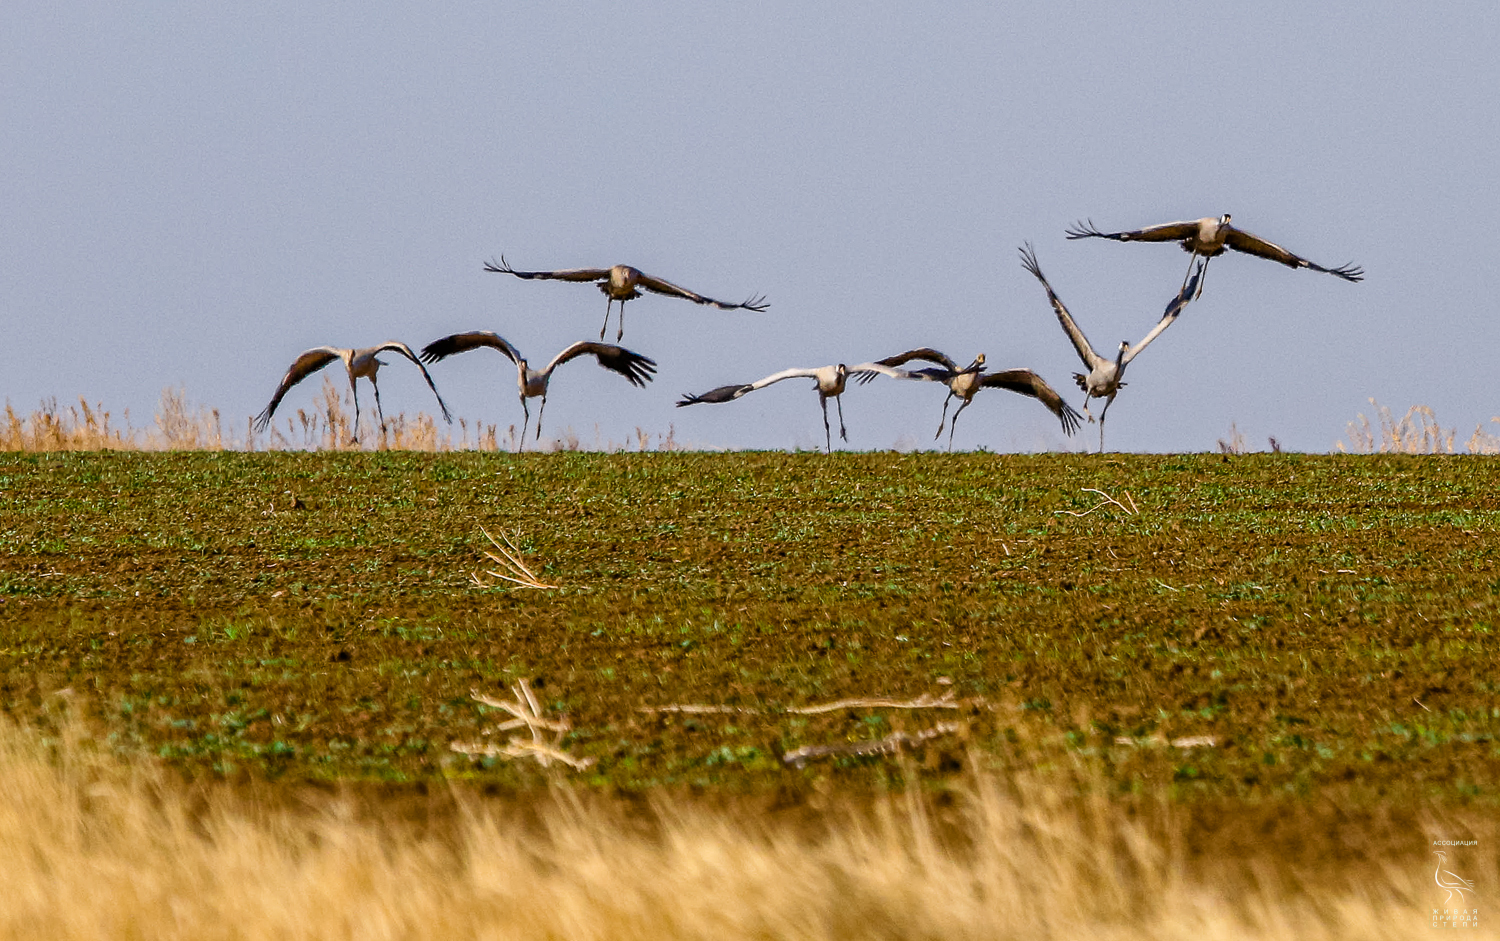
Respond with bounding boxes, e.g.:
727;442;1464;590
1021;243;1201;453
676;361;906;454
254;342;452;445
862;349;1082;450
484;257;769;341
1065;214;1363;299
420;332;655;449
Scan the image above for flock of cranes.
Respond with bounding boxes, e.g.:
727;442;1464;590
254;215;1361;452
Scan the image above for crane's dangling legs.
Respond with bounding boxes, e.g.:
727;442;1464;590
835;394;848;442
819;394;833;454
934;391;956;439
946;397;974;452
348;377;364;445
370;375;386;442
1184;253;1213;300
599;298;613;341
535;394;549;441
517;396;531;453
1095;394;1117;453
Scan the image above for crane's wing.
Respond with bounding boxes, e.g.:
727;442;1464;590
483;256;611;282
875;348;961;370
543;341;657;387
980;369;1083;436
420;331;523;367
371;341;453;423
676;383;753;406
1020;243;1105;371
905;367;962;382
635;272;769;311
854;349;961;384
254;347;343;431
845;361;911;384
1223;227;1364;281
1065;218;1203;243
1122;261;1202;365
746;367;826;391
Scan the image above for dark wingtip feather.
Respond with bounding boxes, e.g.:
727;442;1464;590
1064;219;1104;240
1059;401;1083;436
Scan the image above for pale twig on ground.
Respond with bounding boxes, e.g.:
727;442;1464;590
636;704;762;715
449;739;596;771
781;722;962;768
787;690;960;714
1056;488;1138;518
637;689;966;716
1113;735;1218;749
450;679;594;771
471;527;557;590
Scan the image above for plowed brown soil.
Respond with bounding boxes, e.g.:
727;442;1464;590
2;451;1497;809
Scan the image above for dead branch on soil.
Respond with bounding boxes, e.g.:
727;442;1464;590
638;689;965;717
788;690;960;714
1113;734;1217;749
637;704;762;715
781;722;962;768
450;679;594;771
1055;488;1138;518
471;527;557;590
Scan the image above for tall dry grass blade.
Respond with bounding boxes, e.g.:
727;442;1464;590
1218;421;1247;455
1467;417;1500;454
1338;399;1455;454
0;712;1488;938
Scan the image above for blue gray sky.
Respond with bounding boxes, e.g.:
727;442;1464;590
4;4;1495;452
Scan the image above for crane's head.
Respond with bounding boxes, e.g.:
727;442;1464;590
970;352;986;370
836;363;848;378
1220;213;1232;226
1116;341;1130;362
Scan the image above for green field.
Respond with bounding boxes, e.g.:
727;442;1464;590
2;450;1497;803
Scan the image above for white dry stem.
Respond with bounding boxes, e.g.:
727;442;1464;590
637;704;761;715
1056;487;1139;518
788;690;960;715
638;689;965;717
1113;735;1218;749
450;739;595;772
450;679;594;771
471;527;557;590
781;722;962;768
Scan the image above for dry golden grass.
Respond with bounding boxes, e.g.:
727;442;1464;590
1468;418;1500;455
3;710;1489;940
2;382;686;453
1337;399;1459;454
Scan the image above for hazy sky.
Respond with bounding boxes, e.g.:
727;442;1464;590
4;4;1496;452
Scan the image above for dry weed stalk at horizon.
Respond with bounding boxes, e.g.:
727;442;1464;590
1335;398;1500;455
1;381;686;453
7;386;1500;455
1;711;1486;941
